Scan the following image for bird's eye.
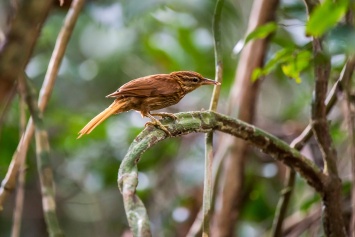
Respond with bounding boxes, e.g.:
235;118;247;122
192;78;199;82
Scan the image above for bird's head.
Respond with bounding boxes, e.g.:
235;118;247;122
171;71;220;93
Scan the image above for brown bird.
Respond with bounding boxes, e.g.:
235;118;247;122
78;71;220;138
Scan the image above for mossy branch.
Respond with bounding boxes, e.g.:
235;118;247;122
0;0;85;211
117;111;325;236
19;78;64;237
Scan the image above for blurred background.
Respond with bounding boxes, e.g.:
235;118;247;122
0;0;354;236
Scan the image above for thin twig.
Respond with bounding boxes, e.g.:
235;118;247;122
283;205;322;237
0;0;85;210
209;0;224;112
11;89;27;237
271;58;355;236
19;76;64;236
348;92;355;234
0;84;17;140
203;0;224;236
283;200;352;236
212;0;279;235
343;8;355;236
187;136;232;237
345;58;355;234
271;168;296;237
117;111;326;236
11;165;26;237
203;132;214;237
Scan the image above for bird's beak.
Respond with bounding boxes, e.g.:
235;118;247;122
202;78;221;85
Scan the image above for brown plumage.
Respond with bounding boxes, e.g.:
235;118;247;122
78;71;220;138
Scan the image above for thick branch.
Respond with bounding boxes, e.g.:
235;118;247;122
311;39;337;175
0;0;52;103
117;111;325;236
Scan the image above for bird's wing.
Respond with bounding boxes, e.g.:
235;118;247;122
106;74;182;98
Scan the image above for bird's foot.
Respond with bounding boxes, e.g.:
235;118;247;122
145;120;172;136
150;112;178;121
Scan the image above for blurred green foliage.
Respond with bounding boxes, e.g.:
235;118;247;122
0;0;354;236
306;0;349;37
245;22;277;45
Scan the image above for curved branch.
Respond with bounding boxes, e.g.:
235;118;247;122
117;111;325;235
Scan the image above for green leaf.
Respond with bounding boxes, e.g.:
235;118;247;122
251;68;263;81
263;48;294;74
251;48;294;81
245;22;277;44
282;64;301;83
306;0;349;37
281;50;312;83
251;48;312;83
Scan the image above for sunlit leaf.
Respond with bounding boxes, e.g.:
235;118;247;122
251;48;312;82
251;68;263;81
263;48;294;73
245;22;277;44
282;64;302;83
281;50;312;83
306;0;349;37
251;48;294;81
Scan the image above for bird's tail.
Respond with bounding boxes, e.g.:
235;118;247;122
78;100;125;139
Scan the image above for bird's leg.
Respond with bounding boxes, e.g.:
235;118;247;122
150;112;178;120
144;113;172;136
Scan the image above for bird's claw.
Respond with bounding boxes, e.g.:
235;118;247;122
145;121;172;136
165;113;178;120
150;112;178;121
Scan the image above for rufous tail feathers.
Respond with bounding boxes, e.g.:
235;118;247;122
78;100;124;138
